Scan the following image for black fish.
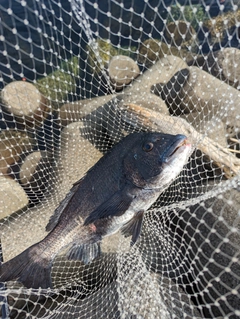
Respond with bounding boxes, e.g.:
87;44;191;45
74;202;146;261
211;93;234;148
0;132;192;289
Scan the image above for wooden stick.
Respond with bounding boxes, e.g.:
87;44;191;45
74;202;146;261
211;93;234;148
121;103;240;178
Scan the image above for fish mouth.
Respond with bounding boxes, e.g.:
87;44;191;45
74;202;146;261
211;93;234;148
164;135;191;162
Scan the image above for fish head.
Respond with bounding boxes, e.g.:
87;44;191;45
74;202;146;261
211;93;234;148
123;132;193;189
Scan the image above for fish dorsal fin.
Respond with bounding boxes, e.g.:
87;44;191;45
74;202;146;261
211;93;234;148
46;180;83;232
84;188;133;226
121;210;144;246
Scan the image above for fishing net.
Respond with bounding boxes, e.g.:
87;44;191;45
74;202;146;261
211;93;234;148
0;0;240;318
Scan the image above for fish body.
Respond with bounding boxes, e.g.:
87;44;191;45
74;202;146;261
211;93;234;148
0;132;192;289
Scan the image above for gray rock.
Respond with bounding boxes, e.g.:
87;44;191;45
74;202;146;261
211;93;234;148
151;68;190;116
177;189;240;318
60;94;168;153
108;55;140;91
19;151;43;185
4;251;200;319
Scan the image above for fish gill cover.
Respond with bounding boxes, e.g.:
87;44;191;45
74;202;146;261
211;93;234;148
0;0;239;318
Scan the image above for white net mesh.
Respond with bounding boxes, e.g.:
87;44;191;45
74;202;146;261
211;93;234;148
0;0;240;318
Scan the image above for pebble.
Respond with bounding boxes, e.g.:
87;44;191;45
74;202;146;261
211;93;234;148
108;55;140;91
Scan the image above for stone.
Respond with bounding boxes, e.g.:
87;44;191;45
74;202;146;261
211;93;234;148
0;177;28;220
203;9;240;51
36;56;80;103
108;55;140;91
19;151;54;204
165;20;197;49
59;92;169;152
59;56;189;131
216;48;240;88
1;81;49;128
59;95;115;127
7;279;175;319
121;92;169;115
58;121;102;187
167;66;240;130
46;277;202;319
0;130;34;176
19;151;43;185
160;276;203;319
77;94;168;152
126;55;188;95
188;48;240;89
86;39;118;75
151;68;190;116
137;39;188;68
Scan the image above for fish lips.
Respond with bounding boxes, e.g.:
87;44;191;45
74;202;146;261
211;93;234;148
162;134;191;163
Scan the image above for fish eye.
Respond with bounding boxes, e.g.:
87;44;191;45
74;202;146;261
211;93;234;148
143;142;154;152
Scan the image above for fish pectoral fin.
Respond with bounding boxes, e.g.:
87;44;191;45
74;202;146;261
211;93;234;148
67;242;101;265
84;190;133;225
121;210;144;246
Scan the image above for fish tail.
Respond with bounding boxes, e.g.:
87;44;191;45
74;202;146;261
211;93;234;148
0;243;53;289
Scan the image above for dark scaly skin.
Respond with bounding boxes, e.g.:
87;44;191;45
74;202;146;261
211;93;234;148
0;132;192;289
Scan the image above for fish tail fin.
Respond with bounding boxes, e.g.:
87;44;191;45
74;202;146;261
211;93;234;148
0;244;53;289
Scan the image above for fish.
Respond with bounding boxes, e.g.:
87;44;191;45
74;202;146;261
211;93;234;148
0;132;193;289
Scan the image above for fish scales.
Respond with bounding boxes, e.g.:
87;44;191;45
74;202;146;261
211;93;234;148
0;132;193;289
